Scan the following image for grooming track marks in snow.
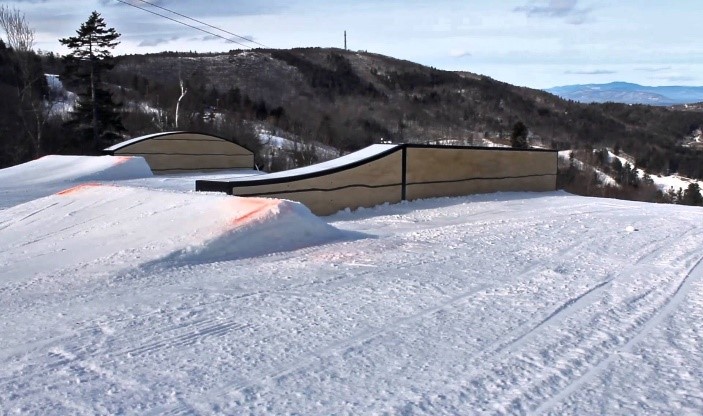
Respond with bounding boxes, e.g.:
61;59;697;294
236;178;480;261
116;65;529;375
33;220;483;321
1;155;703;414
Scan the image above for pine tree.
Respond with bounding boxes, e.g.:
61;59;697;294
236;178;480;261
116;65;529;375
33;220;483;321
510;121;528;149
59;11;123;153
682;182;703;206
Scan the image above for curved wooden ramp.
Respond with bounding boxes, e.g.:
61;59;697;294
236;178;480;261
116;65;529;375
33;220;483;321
196;144;557;216
104;131;254;174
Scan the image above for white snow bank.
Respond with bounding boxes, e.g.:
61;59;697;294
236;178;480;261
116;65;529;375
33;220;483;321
0;155;153;208
0;185;356;283
0;155;153;185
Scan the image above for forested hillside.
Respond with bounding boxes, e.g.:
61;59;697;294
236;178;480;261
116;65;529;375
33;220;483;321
107;48;703;180
2;43;703;199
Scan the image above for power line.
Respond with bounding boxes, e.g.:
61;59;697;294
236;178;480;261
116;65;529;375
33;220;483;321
114;0;262;49
132;0;268;48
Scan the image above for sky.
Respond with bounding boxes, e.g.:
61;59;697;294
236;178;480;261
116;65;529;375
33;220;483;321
5;0;703;89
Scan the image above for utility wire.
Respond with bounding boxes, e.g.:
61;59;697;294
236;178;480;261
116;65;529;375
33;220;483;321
114;0;259;49
132;0;268;48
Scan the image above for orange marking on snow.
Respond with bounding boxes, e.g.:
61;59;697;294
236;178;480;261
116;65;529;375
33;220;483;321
113;156;132;165
56;183;103;196
222;197;280;228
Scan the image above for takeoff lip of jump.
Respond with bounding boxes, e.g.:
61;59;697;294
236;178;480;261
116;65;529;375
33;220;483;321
55;182;105;196
221;197;280;229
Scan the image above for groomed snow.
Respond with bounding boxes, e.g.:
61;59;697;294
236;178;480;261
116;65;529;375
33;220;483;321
0;155;262;209
1;157;703;414
0;155;153;185
0;155;152;208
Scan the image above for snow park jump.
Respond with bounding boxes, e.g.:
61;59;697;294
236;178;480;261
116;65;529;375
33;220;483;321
196;143;558;215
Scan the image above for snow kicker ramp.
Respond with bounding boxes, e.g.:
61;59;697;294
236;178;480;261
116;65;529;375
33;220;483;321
0;155;153;208
0;185;355;282
196;144;558;215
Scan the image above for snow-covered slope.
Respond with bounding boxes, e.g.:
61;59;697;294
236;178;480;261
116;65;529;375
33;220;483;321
559;149;703;192
0;155;152;208
1;157;703;414
0;155;152;185
0;155;262;209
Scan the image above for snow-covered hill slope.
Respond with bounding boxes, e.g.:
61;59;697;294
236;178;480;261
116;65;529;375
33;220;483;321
1;180;703;414
559;149;703;192
0;155;153;185
0;155;152;208
0;155;262;209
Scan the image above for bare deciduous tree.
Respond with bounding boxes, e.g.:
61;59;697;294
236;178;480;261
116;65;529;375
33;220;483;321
175;78;187;128
0;5;49;157
0;5;33;53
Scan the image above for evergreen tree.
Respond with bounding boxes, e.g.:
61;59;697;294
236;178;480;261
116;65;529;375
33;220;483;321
59;11;123;153
682;182;703;206
510;121;528;149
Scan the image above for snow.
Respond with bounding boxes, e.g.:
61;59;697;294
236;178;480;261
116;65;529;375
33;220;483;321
259;131;340;160
558;151;618;187
560;149;703;191
45;74;77;117
0;155;261;209
0;155;152;208
2;155;703;414
259;132;297;149
605;151;703;191
236;143;397;182
103;131;186;152
45;74;63;91
651;173;701;193
0;155;152;185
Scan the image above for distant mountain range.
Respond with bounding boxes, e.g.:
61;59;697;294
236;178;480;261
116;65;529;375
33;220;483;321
546;82;703;106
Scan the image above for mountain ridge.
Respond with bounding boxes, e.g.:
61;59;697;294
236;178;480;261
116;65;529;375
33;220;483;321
546;81;703;105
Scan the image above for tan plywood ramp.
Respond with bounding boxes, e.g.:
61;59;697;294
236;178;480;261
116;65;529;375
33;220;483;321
196;144;557;216
228;149;403;216
405;147;557;200
104;132;253;173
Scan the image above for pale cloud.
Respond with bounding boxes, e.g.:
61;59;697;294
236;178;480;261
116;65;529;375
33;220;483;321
565;69;616;75
635;66;672;73
138;35;180;47
449;49;471;58
652;75;696;83
514;0;593;24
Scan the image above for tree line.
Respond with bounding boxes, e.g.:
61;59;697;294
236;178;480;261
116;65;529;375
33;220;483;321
0;8;262;169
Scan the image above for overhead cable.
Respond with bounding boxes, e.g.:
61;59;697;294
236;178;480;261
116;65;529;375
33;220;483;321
114;0;260;49
132;0;268;48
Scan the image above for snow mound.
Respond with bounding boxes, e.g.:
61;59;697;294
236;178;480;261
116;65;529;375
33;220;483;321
0;155;153;185
0;185;356;284
149;197;358;269
0;155;154;208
